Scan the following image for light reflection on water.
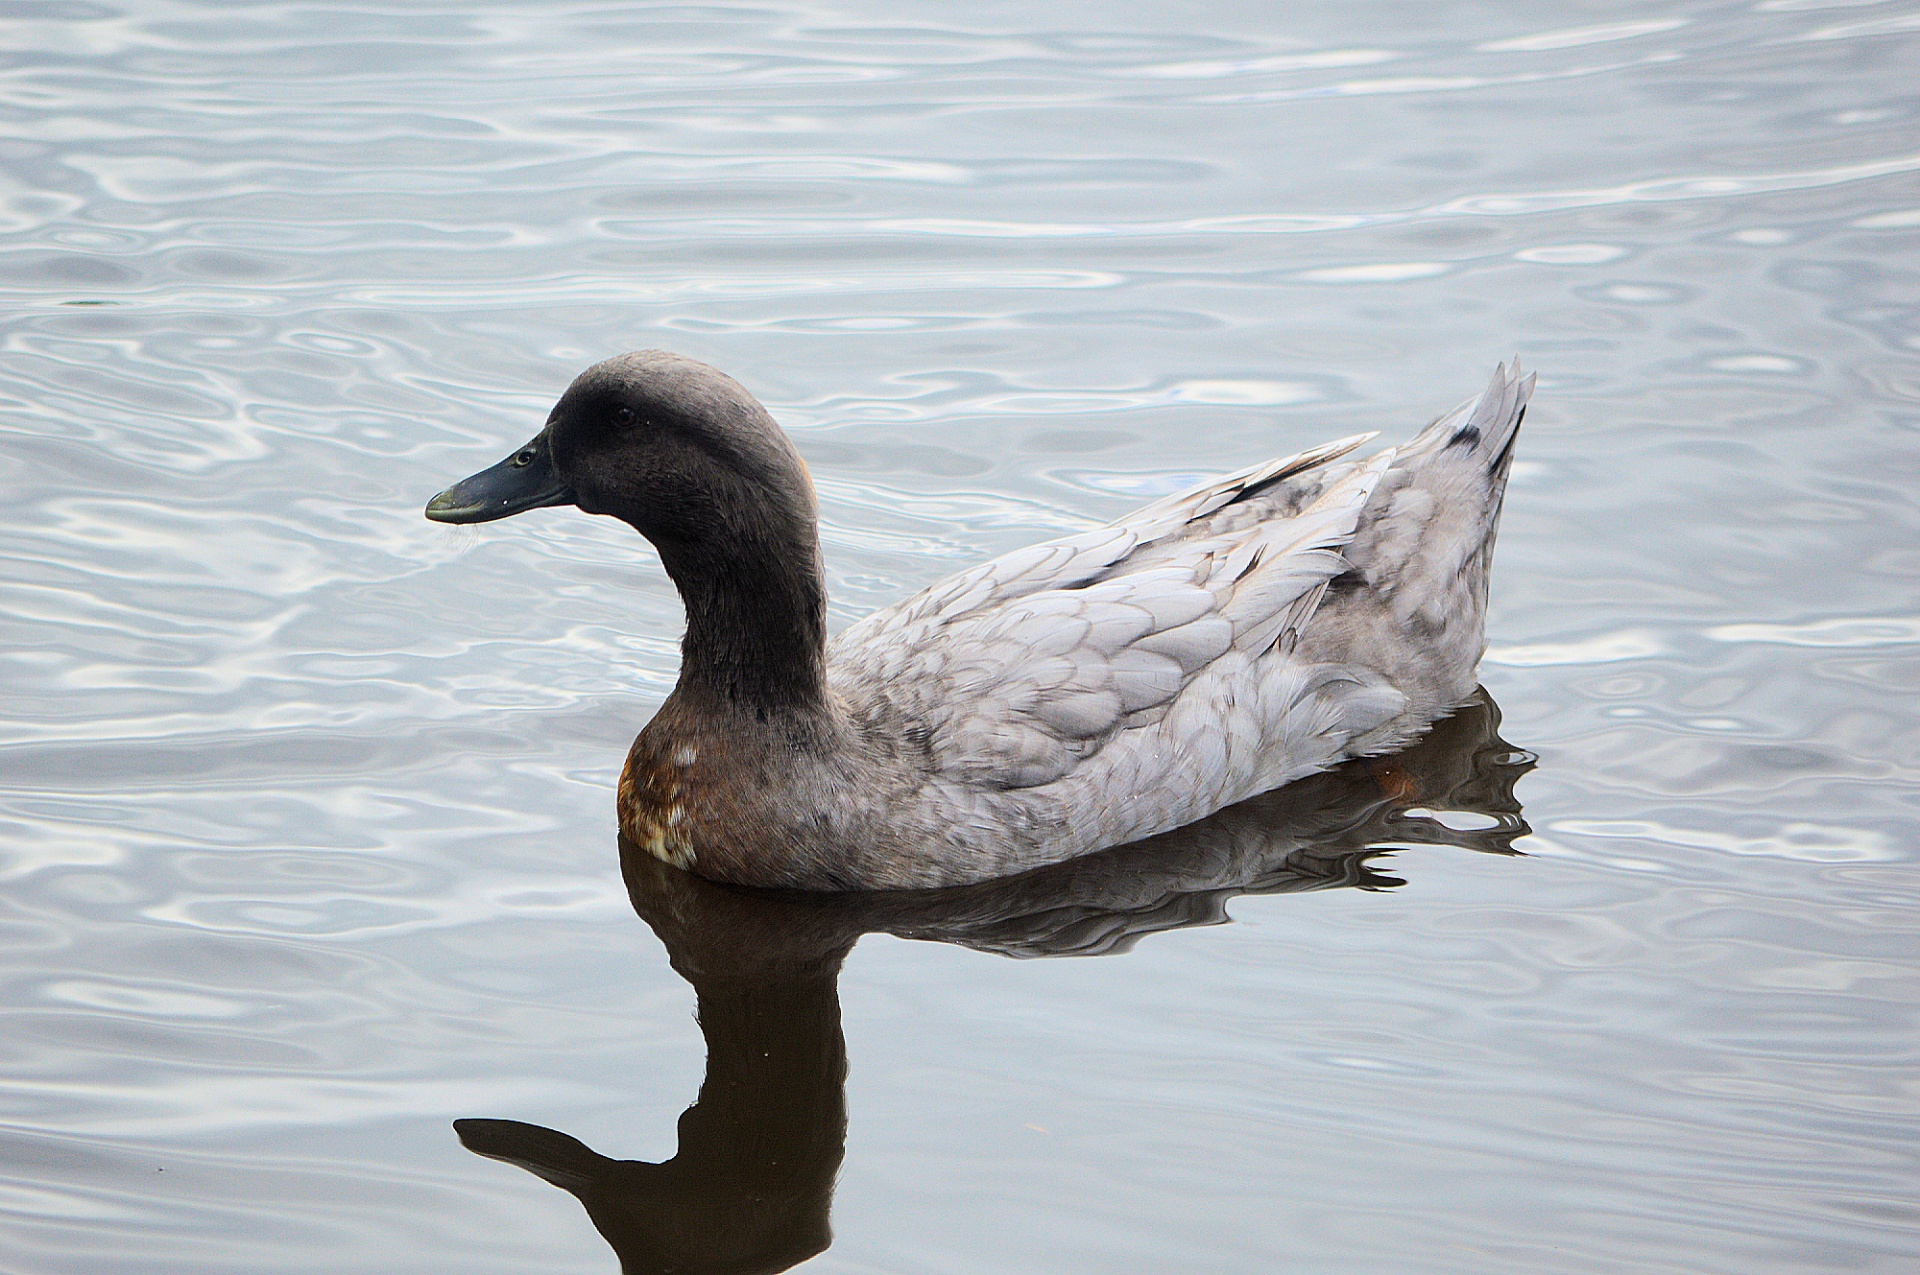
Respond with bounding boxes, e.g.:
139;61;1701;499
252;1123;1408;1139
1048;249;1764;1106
3;1;1918;1271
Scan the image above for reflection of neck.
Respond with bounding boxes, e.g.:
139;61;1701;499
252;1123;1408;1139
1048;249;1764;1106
578;958;848;1275
454;955;851;1275
678;970;848;1206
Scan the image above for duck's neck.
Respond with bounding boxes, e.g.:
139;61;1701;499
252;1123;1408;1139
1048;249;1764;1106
655;529;831;719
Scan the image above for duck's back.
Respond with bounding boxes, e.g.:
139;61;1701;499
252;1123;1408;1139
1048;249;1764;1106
825;361;1532;886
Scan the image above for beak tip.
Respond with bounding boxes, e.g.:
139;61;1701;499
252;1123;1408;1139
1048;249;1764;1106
423;491;466;523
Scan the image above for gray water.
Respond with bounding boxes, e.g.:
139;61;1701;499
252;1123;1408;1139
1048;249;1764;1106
3;2;1918;1271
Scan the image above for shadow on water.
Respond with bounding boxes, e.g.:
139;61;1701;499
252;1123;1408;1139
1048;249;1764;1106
456;689;1532;1274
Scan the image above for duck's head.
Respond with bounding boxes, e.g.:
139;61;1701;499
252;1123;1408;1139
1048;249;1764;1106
424;350;816;550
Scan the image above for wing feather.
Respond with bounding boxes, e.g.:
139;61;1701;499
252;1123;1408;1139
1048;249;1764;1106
830;435;1394;792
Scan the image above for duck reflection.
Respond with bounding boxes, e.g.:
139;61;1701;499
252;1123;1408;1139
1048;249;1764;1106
456;689;1532;1274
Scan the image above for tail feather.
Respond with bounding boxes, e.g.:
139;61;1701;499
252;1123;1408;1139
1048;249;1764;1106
1433;358;1533;476
1281;359;1533;761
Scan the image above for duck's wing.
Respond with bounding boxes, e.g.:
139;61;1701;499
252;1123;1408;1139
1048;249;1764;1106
842;428;1380;640
830;439;1397;793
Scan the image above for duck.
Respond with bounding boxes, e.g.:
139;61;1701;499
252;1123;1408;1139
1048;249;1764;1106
426;351;1532;891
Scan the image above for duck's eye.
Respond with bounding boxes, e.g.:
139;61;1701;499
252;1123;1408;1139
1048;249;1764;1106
511;449;535;467
612;406;635;425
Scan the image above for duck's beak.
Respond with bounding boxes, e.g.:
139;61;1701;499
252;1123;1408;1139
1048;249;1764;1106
425;430;576;524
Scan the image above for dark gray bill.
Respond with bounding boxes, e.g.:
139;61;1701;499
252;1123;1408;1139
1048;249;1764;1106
424;430;575;524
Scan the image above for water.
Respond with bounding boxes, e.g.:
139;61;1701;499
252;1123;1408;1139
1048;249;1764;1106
2;1;1917;1270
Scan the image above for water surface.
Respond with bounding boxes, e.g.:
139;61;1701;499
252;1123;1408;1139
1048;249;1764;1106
2;2;1917;1271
